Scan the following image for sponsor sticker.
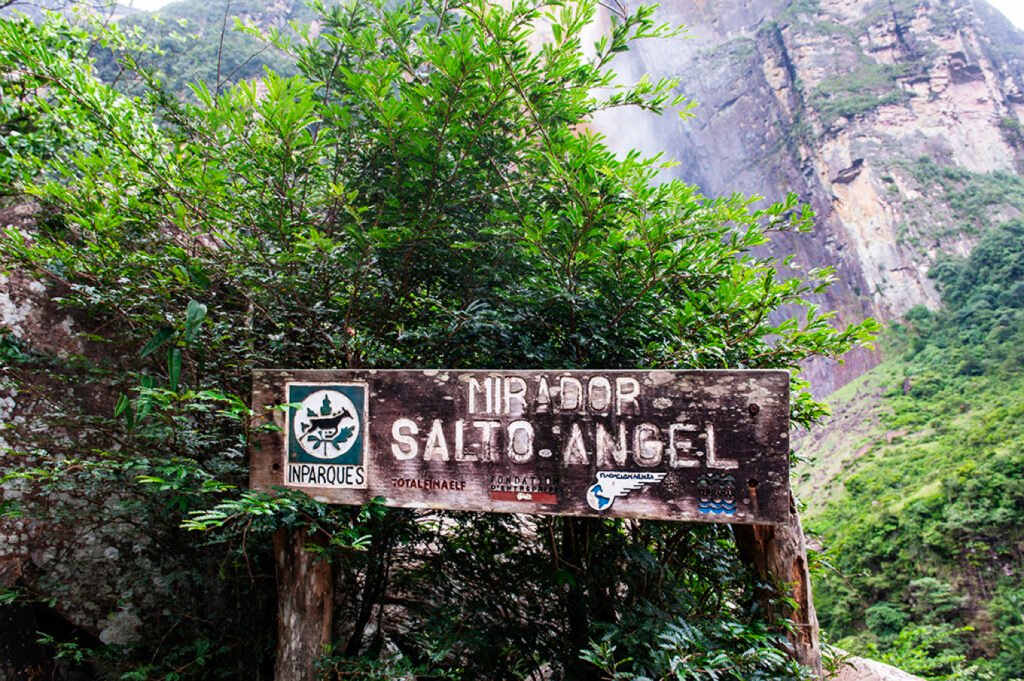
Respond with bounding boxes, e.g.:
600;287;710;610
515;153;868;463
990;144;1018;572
585;471;667;511
490;490;558;504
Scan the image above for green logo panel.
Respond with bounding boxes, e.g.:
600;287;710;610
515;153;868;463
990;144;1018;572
287;383;366;466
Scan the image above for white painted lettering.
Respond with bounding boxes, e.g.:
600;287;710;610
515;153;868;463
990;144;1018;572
560;377;582;411
595;422;628;467
588;376;611;413
423;419;450;461
504;376;527;416
391;419;419;460
535;377;551;412
507;420;534;463
454;419;477;462
704;424;737;469
468;378;486;414
616;377;640;415
473;420;500;462
668;422;700;467
633;422;663;467
562;422;589;464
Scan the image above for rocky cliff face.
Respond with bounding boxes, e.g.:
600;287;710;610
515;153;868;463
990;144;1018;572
601;0;1024;392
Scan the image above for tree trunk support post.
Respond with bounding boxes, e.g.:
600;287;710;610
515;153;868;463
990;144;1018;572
274;527;333;681
733;494;823;679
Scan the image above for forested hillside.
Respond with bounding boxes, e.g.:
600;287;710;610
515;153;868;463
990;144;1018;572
90;0;307;96
797;220;1024;679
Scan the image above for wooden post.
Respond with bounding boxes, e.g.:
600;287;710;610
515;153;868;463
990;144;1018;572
733;494;823;679
274;527;333;681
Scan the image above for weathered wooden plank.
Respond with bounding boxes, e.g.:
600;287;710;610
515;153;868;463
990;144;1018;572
249;369;791;524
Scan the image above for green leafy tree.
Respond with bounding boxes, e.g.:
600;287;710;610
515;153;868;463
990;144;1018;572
0;1;875;678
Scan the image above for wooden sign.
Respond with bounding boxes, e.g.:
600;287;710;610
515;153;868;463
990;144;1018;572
249;369;791;524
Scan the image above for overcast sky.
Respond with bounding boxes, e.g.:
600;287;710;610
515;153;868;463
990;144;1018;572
988;0;1024;29
119;0;171;11
122;0;168;10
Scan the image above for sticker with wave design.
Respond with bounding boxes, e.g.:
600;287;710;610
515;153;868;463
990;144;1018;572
697;473;737;516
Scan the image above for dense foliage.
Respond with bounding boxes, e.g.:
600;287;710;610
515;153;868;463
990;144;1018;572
0;2;874;678
805;221;1024;680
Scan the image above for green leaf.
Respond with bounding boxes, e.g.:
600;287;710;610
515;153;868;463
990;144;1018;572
114;393;129;417
332;426;354;445
168;348;182;392
140;327;174;358
184;299;207;343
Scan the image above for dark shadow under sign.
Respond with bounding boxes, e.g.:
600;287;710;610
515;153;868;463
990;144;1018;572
250;369;791;525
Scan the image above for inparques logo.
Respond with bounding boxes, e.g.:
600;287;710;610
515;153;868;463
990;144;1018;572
286;383;368;488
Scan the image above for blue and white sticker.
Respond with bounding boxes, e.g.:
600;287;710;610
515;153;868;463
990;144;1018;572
585;471;667;511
